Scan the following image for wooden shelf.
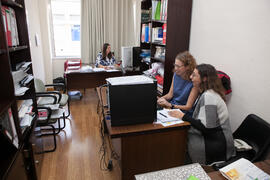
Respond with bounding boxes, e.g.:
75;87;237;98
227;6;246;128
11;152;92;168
0;133;18;179
1;0;23;8
151;57;165;63
0;99;14;116
151;42;166;47
152;19;166;24
0;49;6;55
8;45;28;53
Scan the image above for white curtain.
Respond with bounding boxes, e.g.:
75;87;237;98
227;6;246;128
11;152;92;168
81;0;141;64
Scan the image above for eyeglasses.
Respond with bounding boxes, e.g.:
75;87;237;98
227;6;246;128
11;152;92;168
190;72;199;78
174;64;184;69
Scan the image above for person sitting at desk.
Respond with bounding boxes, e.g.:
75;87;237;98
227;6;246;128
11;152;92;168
169;64;236;165
157;51;199;116
95;43;116;69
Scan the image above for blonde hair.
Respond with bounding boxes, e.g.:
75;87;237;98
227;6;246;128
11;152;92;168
175;51;197;80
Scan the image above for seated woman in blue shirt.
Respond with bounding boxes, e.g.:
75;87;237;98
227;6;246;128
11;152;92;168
157;51;199;116
95;43;116;69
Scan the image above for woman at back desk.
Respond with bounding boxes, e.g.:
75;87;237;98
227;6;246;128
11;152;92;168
95;43;116;69
157;51;199;116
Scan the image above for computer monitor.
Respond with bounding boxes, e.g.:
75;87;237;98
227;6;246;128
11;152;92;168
121;46;141;68
132;46;141;68
121;46;133;68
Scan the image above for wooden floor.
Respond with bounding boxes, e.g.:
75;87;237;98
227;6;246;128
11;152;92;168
40;89;121;180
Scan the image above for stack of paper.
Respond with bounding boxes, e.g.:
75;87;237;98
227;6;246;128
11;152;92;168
156;109;183;127
106;75;154;85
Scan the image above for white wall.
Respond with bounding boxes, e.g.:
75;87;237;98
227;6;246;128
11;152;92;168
53;59;66;78
24;0;46;82
190;0;270;131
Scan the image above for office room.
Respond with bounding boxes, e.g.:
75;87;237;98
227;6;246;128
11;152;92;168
0;0;270;179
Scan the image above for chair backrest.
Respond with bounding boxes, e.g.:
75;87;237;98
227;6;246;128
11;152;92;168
233;114;270;162
34;78;46;92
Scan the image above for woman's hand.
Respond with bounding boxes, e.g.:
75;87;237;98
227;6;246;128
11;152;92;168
157;97;171;108
168;110;185;119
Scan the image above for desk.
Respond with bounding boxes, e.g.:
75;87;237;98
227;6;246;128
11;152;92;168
106;120;190;180
65;67;142;91
207;160;270;179
96;85;190;180
65;70;122;90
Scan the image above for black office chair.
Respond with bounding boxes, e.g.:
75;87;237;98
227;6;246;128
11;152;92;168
213;114;270;169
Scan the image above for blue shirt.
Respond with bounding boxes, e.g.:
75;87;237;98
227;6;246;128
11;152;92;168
95;52;116;67
170;73;194;115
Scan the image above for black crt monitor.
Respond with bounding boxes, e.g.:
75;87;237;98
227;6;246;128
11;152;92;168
132;46;141;68
107;80;157;126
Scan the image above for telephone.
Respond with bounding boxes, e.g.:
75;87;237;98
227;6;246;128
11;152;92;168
234;139;252;151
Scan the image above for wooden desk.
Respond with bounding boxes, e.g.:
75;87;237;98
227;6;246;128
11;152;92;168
207;160;270;179
65;70;122;90
106;116;190;180
65;68;142;91
97;86;190;179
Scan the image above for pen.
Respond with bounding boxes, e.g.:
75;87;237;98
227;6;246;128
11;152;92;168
159;112;168;118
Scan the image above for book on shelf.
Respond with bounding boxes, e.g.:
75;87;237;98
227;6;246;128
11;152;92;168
152;0;168;21
162;23;167;44
0;109;19;148
141;23;151;43
1;6;19;47
219;158;270;180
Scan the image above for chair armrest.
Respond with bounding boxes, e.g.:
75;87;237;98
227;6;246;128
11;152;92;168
36;93;57;104
37;106;52;123
45;83;65;88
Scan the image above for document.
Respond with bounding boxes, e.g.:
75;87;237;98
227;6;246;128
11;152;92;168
220;158;270;180
157;109;182;122
156;109;184;127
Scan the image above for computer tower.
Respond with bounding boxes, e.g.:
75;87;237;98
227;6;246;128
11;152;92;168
132;46;141;68
107;81;157;126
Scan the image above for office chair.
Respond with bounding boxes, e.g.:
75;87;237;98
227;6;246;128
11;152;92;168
213;114;270;169
36;106;66;153
34;78;70;118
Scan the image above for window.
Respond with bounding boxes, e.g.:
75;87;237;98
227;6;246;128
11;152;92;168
50;0;81;58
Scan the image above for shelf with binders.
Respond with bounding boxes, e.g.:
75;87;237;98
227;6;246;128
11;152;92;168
8;45;28;53
0;133;19;179
0;48;6;55
1;0;24;9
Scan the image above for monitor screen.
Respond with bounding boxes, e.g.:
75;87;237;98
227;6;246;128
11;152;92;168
132;46;141;67
121;46;133;68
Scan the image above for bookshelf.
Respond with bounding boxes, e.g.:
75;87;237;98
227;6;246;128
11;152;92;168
140;0;193;95
0;0;41;179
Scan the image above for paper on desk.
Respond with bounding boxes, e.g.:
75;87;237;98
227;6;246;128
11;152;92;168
80;65;93;72
156;109;184;127
93;67;106;72
220;158;270;180
106;69;120;72
157;109;183;122
106;75;154;85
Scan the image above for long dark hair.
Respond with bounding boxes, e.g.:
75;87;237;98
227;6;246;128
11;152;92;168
102;43;112;60
197;64;226;101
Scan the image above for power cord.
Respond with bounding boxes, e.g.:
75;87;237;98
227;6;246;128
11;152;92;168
98;84;118;171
